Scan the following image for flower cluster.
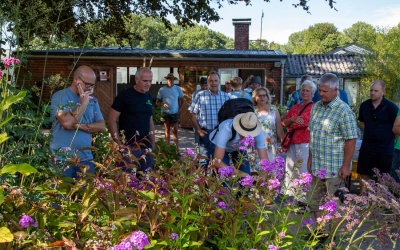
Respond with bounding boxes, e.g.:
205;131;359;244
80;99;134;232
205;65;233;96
241;175;254;187
238;136;255;150
218;165;235;178
291;172;313;191
217;201;228;210
259;156;285;180
113;231;150;250
316;168;327;179
301;217;314;227
182;148;195;158
19;215;38;228
317;200;337;223
3;57;21;68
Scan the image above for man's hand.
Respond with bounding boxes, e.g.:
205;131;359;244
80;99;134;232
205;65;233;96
198;129;208;137
338;165;351;179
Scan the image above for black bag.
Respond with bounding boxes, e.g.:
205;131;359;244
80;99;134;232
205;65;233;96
217;98;254;123
211;98;255;141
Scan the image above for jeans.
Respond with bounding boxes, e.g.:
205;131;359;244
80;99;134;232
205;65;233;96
392;149;400;183
222;150;250;175
198;130;215;169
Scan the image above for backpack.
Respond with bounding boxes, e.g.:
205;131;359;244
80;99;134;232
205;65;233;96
211;98;255;141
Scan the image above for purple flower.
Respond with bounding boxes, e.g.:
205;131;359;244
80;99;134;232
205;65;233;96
239;136;255;150
218;165;235;179
316;168;327;179
113;241;132;250
182;148;195;158
278;232;285;238
268;244;279;250
301;218;314;227
267;178;281;191
240;175;254;187
217;201;228;210
19;215;37;228
319;200;337;214
259;156;285;180
129;231;150;250
170;233;179;240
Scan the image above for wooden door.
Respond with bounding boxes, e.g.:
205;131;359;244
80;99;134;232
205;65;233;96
92;66;114;119
179;67;211;128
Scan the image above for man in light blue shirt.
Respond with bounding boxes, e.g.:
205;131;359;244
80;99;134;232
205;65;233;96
211;112;269;174
228;76;252;101
50;65;105;178
157;73;184;148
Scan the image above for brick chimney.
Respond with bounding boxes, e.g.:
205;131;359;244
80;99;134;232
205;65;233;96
232;18;251;50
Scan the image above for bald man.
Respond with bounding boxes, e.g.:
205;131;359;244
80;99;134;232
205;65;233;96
50;65;105;178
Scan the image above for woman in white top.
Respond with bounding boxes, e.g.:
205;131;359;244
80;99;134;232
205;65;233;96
252;87;284;160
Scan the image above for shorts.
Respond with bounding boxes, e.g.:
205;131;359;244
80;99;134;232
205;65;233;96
357;152;392;176
160;112;179;123
308;176;345;212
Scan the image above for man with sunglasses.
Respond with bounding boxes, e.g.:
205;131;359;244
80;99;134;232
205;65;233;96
50;65;105;178
357;80;398;193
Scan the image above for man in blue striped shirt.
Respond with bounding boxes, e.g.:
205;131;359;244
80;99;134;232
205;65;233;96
307;73;358;231
189;71;230;169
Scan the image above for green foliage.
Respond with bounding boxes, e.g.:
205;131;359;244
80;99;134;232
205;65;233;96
361;24;400;102
154;140;180;169
284;23;352;54
152;104;162;125
343;21;377;49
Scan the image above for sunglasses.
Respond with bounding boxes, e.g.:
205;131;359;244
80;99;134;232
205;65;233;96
78;76;96;88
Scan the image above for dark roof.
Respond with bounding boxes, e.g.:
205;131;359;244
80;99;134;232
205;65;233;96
326;43;370;55
28;47;286;61
286;54;364;78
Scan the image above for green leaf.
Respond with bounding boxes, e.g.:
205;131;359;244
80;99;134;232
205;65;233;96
0;115;15;128
0;91;26;112
0;187;3;205
0;227;13;242
167;209;181;218
0;163;38;176
182;241;202;247
138;190;155;200
0;132;9;144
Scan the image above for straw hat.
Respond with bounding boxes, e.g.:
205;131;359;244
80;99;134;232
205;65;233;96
164;73;178;80
232;112;262;137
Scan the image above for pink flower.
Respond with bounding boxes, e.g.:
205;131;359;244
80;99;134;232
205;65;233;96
3;57;21;68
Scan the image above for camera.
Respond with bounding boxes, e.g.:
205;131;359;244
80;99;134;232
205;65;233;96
334;188;349;203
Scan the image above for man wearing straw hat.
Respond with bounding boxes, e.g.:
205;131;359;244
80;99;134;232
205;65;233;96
210;112;269;174
156;73;184;148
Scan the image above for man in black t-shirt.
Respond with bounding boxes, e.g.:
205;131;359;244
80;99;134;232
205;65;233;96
108;67;155;173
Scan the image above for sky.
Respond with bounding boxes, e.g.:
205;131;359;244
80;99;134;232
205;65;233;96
203;0;400;44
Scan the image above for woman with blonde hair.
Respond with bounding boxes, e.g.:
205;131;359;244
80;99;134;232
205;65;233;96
252;87;284;160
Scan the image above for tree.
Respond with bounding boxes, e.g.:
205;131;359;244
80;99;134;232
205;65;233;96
283;23;351;54
343;22;377;49
362;24;400;102
0;0;337;50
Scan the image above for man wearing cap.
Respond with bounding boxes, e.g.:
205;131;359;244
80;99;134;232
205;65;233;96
210;112;269;174
244;75;262;95
189;71;230;170
156;73;184;148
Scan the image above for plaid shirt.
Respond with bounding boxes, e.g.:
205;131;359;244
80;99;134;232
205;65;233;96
309;97;358;178
188;89;230;130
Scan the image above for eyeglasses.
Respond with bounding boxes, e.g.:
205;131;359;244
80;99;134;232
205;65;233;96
78;76;96;88
257;94;267;98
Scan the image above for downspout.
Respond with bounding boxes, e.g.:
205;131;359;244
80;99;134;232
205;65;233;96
280;58;286;105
